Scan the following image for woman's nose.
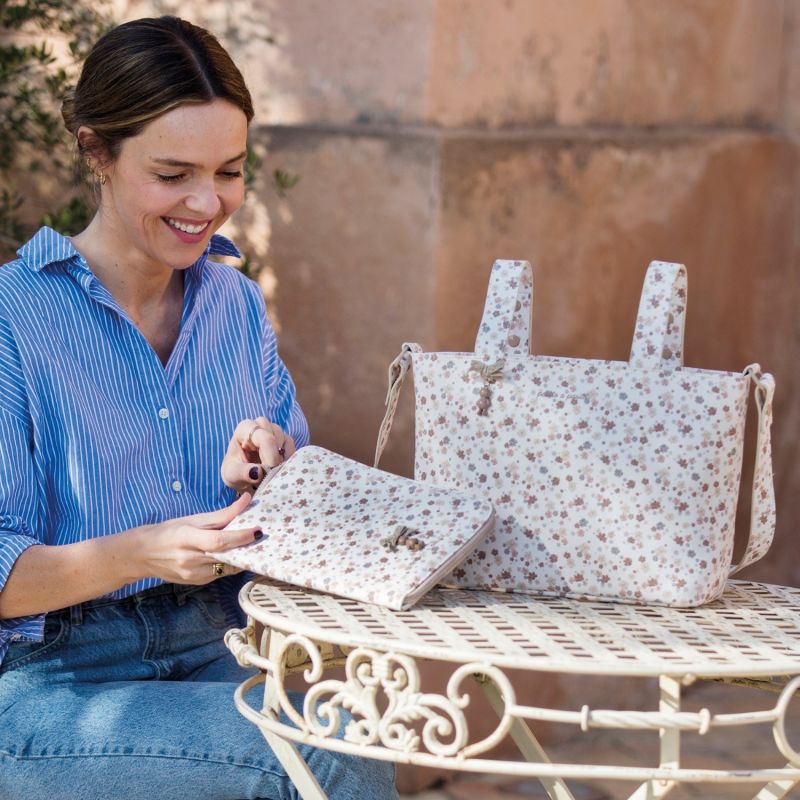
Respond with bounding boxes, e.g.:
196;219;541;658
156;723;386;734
185;180;221;217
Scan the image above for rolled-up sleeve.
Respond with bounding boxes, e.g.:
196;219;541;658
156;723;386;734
0;318;44;653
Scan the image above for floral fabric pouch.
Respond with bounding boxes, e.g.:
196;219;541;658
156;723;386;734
209;445;495;610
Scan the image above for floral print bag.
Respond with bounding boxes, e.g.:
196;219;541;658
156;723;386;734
375;260;776;607
210;445;495;610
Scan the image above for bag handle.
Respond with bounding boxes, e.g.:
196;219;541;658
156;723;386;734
375;258;531;464
374;353;777;576
474;260;533;360
730;366;776;574
476;258;687;368
629;261;687;369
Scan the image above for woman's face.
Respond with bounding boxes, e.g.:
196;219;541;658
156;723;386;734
100;98;249;270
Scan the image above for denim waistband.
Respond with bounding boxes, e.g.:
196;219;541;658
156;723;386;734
60;583;211;626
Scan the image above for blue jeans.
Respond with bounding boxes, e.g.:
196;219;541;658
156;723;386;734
0;584;397;800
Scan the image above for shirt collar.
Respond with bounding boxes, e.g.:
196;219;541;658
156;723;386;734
207;234;241;259
16;227;79;272
16;227;241;273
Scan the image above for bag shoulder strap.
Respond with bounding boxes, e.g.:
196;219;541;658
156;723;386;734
374;343;419;468
629;263;777;571
730;366;776;575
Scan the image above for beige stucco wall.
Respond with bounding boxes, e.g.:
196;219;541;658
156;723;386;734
426;0;786;127
109;0;800;788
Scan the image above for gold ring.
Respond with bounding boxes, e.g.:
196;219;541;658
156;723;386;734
211;562;225;577
246;423;260;448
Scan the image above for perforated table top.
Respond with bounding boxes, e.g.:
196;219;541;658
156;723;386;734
240;579;800;678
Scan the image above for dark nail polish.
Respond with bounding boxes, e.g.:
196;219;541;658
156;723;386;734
254;530;264;541
249;466;260;481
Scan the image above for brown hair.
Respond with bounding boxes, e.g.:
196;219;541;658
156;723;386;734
62;16;253;163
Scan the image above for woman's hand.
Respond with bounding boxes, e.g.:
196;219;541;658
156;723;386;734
127;492;260;584
0;494;262;619
220;417;296;494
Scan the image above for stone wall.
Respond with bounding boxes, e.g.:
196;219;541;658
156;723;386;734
113;0;800;788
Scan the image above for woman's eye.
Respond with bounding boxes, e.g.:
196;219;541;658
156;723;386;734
219;171;243;180
157;173;184;183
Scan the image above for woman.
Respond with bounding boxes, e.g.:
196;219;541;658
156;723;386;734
0;16;397;800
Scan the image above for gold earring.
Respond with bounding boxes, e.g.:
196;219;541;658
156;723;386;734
96;171;107;186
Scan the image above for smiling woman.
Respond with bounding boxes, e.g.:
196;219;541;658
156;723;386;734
75;100;248;282
0;15;397;800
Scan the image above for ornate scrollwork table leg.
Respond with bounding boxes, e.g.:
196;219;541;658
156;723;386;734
226;626;328;800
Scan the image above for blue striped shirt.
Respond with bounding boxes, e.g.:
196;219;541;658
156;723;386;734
0;226;309;665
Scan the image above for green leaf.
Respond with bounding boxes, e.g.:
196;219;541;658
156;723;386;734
272;168;300;197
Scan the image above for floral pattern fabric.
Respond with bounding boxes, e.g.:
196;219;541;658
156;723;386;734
211;446;495;610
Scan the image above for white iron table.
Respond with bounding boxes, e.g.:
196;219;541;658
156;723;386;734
225;579;800;800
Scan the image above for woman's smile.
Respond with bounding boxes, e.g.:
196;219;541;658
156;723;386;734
163;216;213;242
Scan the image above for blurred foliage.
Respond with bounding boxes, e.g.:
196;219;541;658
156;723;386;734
237;157;301;280
243;145;261;190
0;0;111;260
234;147;263;280
273;168;300;197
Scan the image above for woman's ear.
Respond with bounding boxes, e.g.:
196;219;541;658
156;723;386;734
76;126;111;177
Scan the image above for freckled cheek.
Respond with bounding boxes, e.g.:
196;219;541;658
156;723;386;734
221;184;246;217
135;185;179;221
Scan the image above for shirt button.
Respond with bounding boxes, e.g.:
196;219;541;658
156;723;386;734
171;480;182;492
158;408;170;419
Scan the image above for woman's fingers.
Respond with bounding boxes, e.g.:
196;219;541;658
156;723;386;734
185;491;252;528
200;524;263;580
257;418;294;459
250;417;288;468
203;525;264;554
133;493;263;585
221;419;293;492
220;456;264;492
281;433;297;459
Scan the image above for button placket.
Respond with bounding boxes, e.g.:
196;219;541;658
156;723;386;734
153;392;184;501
